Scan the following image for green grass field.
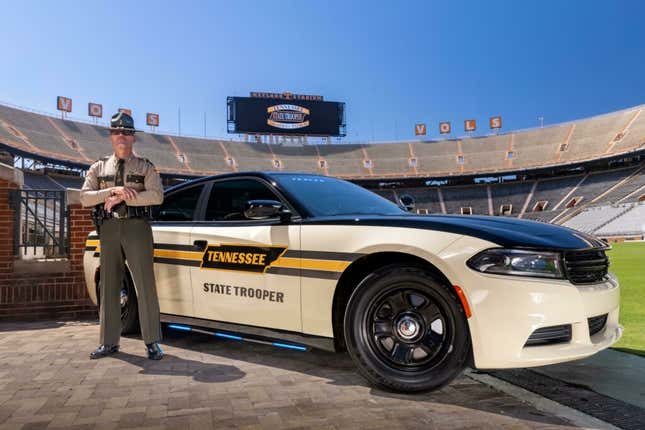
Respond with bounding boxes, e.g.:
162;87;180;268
607;242;645;357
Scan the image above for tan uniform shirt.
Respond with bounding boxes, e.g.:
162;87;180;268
80;154;164;208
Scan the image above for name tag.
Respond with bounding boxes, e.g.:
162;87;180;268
98;175;115;189
126;174;145;184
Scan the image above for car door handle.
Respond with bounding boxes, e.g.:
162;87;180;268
193;240;208;251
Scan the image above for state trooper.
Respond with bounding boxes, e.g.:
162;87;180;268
80;112;164;360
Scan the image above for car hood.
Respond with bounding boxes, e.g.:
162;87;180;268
303;214;607;251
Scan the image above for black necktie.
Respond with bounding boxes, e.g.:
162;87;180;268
115;159;125;186
114;159;127;215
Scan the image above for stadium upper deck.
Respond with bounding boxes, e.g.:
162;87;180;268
0;103;643;179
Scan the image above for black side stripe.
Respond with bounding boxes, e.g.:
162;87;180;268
88;238;363;262
93;253;341;279
155;243;206;252
283;250;365;261
87;242;205;252
153;257;201;267
266;267;342;280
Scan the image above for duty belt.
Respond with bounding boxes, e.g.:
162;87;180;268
92;205;152;226
108;205;152;219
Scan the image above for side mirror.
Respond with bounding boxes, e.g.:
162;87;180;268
243;200;291;222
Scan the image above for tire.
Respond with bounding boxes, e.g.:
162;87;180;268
97;270;140;335
344;265;471;393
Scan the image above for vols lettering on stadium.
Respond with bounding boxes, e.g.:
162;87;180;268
201;244;287;273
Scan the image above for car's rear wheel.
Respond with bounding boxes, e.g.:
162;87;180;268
98;271;140;335
120;272;140;335
344;265;471;393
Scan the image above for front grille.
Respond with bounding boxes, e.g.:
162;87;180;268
563;249;609;284
588;314;608;336
525;324;572;346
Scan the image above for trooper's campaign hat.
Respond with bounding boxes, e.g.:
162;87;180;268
109;111;140;132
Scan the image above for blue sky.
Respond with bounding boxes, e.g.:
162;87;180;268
0;1;643;141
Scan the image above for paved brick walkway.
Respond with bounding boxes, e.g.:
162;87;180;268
0;321;579;430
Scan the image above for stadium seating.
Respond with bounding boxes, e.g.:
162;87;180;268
172;137;234;173
0;105;83;161
521;209;566;223
591;166;645;205
363;141;411;176
441;184;489;214
571;166;639;205
610;109;644;153
513;125;570;168
408;141;460;176
2;101;645;240
316;144;369;177
460;134;510;172
563;204;634;233
0;103;642;178
525;174;585;213
594;204;645;237
386;187;443;214
490;181;535;215
23;171;64;190
559;109;637;162
48;174;84;189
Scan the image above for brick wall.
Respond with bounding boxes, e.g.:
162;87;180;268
0;166;97;321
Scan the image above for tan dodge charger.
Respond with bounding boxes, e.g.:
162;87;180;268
84;172;622;392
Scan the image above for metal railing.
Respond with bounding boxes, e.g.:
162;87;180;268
9;189;68;259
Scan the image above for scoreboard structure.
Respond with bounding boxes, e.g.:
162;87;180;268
227;92;346;137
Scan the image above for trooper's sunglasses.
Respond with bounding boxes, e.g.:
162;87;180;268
110;129;135;136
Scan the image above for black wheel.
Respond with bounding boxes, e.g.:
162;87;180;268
98;271;140;335
120;272;140;335
344;265;471;393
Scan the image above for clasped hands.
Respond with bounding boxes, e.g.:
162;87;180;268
104;186;138;212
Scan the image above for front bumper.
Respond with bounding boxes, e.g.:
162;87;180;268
468;272;620;369
438;240;621;369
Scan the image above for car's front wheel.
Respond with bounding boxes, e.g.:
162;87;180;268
344;265;471;393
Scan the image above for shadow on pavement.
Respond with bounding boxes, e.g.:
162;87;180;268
158;328;567;428
113;350;247;383
0;319;92;332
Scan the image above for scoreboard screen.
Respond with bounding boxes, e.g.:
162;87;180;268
227;96;346;136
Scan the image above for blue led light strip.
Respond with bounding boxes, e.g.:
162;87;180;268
214;332;243;341
166;322;307;351
272;342;307;351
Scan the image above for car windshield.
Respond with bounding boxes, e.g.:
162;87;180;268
273;174;405;217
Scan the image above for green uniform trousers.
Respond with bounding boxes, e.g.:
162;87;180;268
99;217;161;345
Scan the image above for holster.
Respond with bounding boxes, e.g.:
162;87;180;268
91;205;107;234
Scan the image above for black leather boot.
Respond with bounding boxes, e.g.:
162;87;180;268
90;344;119;359
146;342;164;360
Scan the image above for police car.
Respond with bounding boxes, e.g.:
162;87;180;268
83;172;622;392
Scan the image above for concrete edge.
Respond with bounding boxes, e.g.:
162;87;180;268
0;161;24;187
66;188;81;205
465;369;622;430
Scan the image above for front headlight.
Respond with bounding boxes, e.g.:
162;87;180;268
467;248;565;279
